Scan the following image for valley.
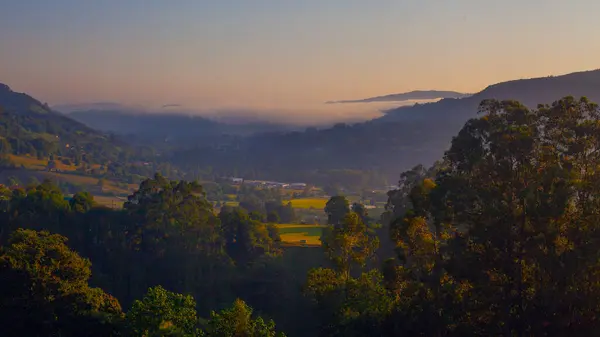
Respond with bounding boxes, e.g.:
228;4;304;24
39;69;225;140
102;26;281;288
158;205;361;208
2;43;600;337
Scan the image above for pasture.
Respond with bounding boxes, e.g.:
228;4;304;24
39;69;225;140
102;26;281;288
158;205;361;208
276;224;324;247
288;198;328;210
8;154;97;172
8;154;78;171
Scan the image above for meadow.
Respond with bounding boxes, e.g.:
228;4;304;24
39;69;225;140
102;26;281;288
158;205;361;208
288;197;328;209
9;154;105;172
9;154;75;171
276;224;324;247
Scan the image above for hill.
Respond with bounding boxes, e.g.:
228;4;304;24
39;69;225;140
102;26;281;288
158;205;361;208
168;69;600;185
325;90;470;104
0;83;133;165
380;69;600;122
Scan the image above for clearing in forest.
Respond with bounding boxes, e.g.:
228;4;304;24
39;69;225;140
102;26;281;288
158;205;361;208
276;224;324;246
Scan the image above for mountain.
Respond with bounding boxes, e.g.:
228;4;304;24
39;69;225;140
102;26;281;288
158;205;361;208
168;69;600;185
380;69;600;123
0;83;130;164
325;90;470;104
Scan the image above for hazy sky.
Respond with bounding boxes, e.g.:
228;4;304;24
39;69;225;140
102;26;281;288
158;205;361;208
1;0;600;121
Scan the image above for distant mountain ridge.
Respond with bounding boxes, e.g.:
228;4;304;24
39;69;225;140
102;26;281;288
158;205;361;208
378;69;600;123
325;90;470;104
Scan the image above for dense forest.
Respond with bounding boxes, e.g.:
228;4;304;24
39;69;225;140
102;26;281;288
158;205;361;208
3;95;600;336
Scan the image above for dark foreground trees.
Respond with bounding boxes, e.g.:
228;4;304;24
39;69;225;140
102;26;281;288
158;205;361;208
380;96;600;335
0;229;286;337
303;96;600;336
0;229;123;337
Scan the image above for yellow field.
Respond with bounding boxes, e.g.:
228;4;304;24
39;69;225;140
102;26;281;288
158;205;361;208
288;198;328;209
276;224;324;246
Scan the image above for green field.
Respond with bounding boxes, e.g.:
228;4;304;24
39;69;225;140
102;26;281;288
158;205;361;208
276;224;324;246
288;198;328;209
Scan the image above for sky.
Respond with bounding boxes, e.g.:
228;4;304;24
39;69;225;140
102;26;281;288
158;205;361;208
1;0;600;123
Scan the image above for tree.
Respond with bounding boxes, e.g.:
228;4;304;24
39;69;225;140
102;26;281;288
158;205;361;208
239;195;265;215
321;212;379;281
70;191;95;213
351;202;369;224
324;196;350;226
381;97;600;335
433;98;562;334
249;211;264;222
126;286;200;337
306;210;386;337
124;173;221;254
278;202;296;223
7;175;19;187
204;298;286;337
123;173;225;299
7;179;71;234
266;211;280;224
266;224;281;243
0;137;11;154
219;206;275;263
0;229;123;337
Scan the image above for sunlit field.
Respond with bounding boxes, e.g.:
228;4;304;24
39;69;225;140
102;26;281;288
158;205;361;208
276;224;324;246
288;198;328;209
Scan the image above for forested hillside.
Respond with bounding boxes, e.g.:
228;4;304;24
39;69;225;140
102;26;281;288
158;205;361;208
4;94;600;336
0;84;188;203
0;84;131;164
